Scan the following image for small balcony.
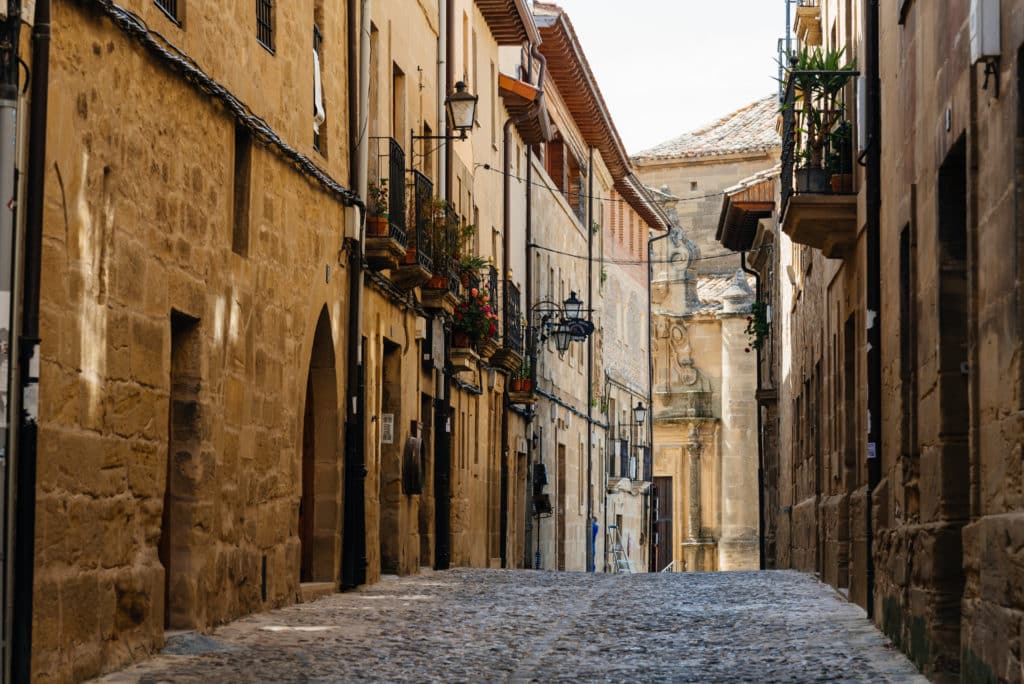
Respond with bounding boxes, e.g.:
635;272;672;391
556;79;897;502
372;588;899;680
779;66;859;259
366;137;408;271
491;279;524;373
794;0;822;46
421;204;461;314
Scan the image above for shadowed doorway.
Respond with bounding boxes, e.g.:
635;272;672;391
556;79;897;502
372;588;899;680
300;307;341;583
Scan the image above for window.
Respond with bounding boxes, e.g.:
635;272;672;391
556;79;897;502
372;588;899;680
155;0;181;24
490;62;497;148
257;0;274;52
232;124;252;256
313;21;326;154
690;181;698;192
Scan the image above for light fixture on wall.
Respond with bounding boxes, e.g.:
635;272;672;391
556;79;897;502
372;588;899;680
412;81;480;145
633;401;647;426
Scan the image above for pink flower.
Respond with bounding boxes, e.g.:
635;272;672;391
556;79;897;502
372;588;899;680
471;288;479;297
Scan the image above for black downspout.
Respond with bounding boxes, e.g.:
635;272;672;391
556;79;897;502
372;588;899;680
13;1;48;680
864;0;882;619
434;0;455;571
647;230;668;571
585;147;594;573
741;252;767;571
499;117;516;569
341;0;366;590
523;143;535;570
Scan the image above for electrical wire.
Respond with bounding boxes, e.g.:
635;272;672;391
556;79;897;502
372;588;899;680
476;162;728;206
527;241;767;266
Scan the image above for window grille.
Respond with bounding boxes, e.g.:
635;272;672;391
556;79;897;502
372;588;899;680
257;0;274;51
155;0;179;23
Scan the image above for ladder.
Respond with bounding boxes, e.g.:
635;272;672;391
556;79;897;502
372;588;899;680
606;525;634;574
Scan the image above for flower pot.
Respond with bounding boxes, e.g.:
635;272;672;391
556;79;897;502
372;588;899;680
367;215;389;237
519;379;532;392
426;275;448;290
795;167;828;193
829;173;853;193
510;378;524;392
452;331;472;349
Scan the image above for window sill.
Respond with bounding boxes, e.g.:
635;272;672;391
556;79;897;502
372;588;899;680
258;38;275;56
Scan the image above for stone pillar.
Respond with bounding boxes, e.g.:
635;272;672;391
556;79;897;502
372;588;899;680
686;428;701;541
717;272;760;570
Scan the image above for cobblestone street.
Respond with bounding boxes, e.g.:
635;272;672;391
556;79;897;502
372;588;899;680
94;569;924;683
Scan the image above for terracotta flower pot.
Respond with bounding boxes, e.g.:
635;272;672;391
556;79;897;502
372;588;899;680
510;378;524;392
367;215;389;237
452;331;472;348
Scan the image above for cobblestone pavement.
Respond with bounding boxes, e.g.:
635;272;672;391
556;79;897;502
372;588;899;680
94;569;926;683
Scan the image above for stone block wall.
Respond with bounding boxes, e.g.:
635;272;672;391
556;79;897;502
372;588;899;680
34;1;357;681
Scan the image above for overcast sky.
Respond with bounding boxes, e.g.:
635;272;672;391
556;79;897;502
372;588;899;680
550;0;786;154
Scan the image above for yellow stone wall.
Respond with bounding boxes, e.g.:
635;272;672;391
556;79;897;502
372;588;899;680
34;1;357;681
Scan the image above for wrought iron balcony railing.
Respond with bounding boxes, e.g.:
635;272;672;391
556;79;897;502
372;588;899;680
502;279;523;354
780;70;856;219
370;136;408;247
409;170;434;272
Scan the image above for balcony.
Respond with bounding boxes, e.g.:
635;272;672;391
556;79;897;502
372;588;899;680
366;137;408;270
392;170;434;290
491;279;524;373
794;0;822;46
421;204;461;314
779;67;859;259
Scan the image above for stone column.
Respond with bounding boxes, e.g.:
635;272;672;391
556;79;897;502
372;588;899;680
717;271;760;570
686;427;701;541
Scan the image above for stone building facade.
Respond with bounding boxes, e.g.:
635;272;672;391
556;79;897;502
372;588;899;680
525;3;668;575
723;0;1024;680
635;99;778;572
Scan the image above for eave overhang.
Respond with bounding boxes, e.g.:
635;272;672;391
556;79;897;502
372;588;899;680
477;0;541;45
535;4;669;231
498;72;553;144
716;170;777;252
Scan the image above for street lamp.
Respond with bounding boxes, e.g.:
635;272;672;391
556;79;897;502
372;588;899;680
563;291;584;321
633;401;647;426
445;81;479;139
550;324;572;354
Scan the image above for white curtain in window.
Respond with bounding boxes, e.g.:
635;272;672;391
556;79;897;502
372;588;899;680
313;48;326;134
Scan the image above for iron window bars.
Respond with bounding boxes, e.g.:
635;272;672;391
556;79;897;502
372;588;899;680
155;0;179;24
257;0;274;52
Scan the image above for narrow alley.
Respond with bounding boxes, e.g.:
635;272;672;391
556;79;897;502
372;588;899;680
94;570;923;683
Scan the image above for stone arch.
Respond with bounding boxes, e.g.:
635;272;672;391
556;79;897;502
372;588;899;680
299;306;342;583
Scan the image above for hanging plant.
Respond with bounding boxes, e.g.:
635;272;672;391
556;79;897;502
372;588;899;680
745;301;770;353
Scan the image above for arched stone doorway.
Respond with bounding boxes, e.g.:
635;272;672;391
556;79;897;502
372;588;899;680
300;307;341;583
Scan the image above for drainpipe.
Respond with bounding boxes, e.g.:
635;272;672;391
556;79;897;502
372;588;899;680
741;252;766;571
864;0;882;620
436;0;446;200
523;143;535;570
341;0;371;590
585;147;594;573
434;0;455;571
13;1;48;680
647;229;668;571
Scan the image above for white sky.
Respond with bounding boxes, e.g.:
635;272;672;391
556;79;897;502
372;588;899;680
549;0;785;154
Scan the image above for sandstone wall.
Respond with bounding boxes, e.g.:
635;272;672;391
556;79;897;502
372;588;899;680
34;2;357;681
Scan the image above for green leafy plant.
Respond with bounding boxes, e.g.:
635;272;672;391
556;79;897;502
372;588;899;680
825;120;853;175
744;301;770;353
783;47;857;170
368;179;389;218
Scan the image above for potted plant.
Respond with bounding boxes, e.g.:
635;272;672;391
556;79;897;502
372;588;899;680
456;252;489;288
787;47;857;193
367;179;389;237
826;120;853;193
744;301;770;353
518;358;532;392
453;286;499;349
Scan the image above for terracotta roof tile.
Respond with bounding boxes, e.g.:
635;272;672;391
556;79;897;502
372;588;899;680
634;95;780;161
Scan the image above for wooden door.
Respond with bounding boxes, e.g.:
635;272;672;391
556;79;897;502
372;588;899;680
653;476;673;572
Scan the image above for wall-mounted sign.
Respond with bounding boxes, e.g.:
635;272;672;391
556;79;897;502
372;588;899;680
381;414;394;444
